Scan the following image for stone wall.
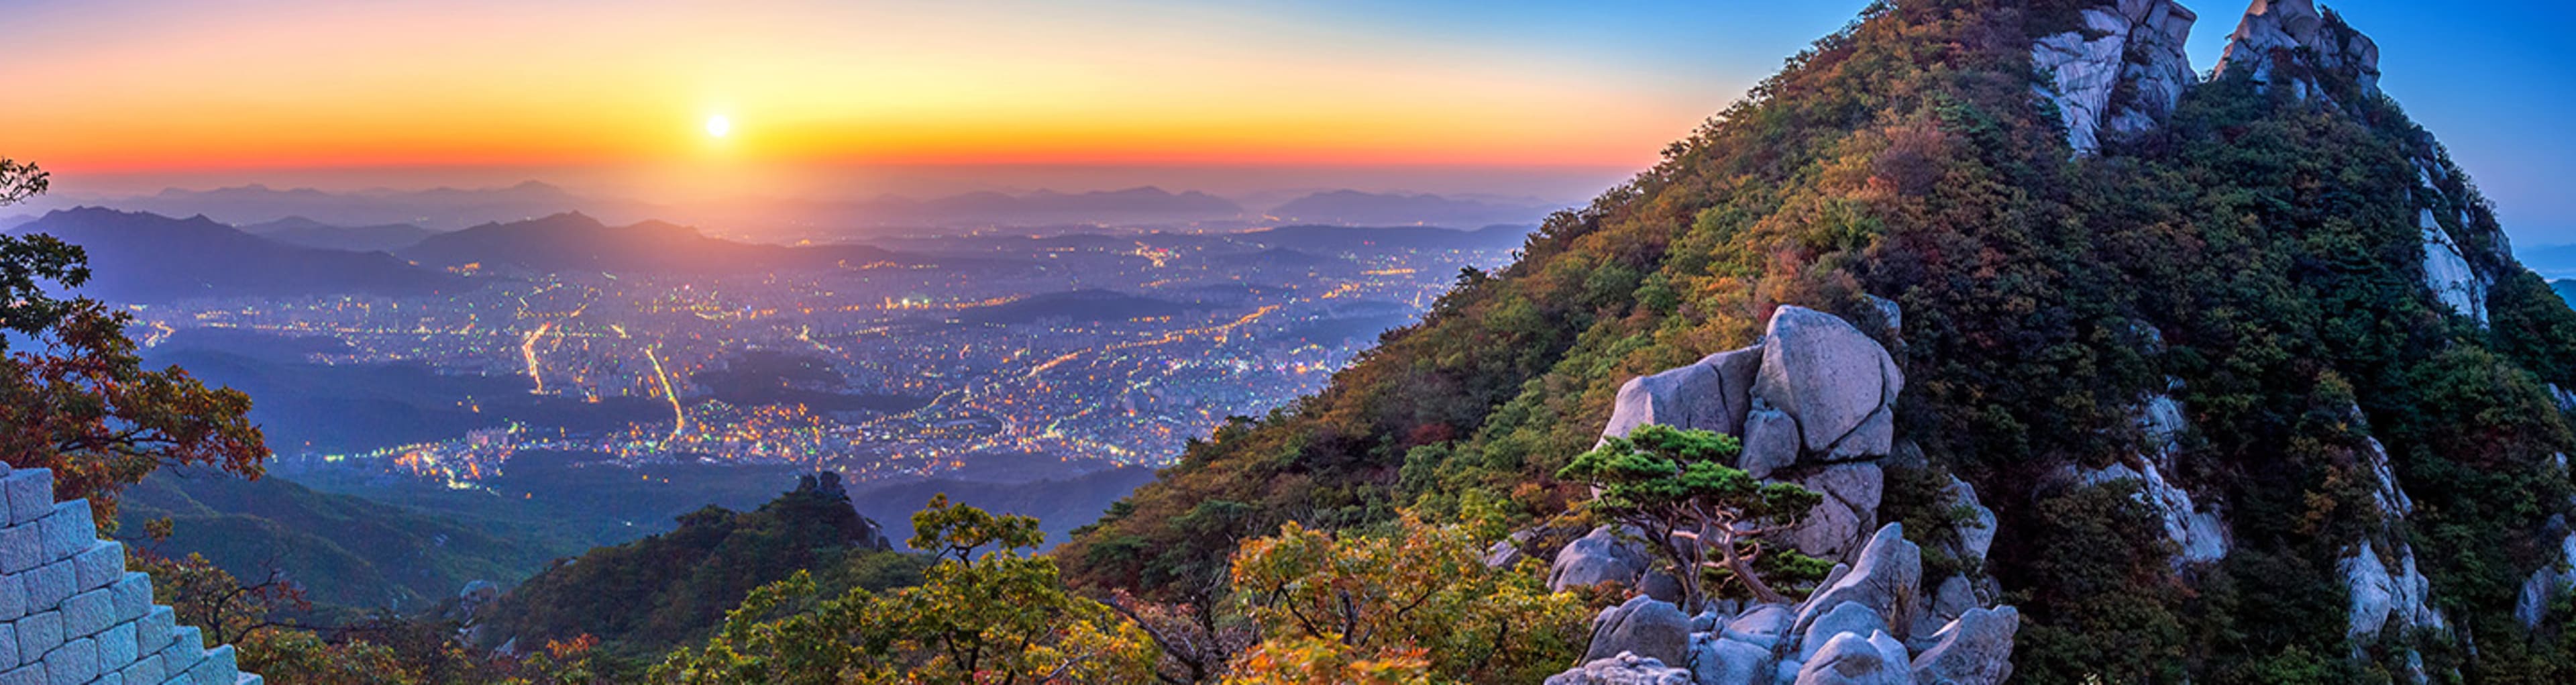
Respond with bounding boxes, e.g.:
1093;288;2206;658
0;464;260;685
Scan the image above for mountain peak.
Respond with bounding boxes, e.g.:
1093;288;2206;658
2216;0;2381;102
2030;0;2198;155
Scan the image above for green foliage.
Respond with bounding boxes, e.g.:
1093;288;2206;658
651;498;1157;684
487;476;926;659
1556;425;1820;607
1227;515;1588;684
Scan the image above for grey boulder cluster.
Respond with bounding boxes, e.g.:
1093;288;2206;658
1545;303;2017;684
1547;524;2017;685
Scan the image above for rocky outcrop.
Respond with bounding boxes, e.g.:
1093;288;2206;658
1910;607;2021;685
1792;631;1911;685
2031;0;2198;154
2061;387;2232;568
1793;525;1923;640
2215;0;2382;103
2515;531;2576;629
1547;652;1696;685
1605;348;1764;441
2341;539;2445;641
1552;526;1656;593
1754;307;1901;461
1788;464;1886;561
1584;596;1695;666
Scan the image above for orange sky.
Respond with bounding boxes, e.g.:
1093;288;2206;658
0;1;1799;200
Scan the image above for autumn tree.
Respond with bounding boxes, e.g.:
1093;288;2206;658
1225;514;1588;684
0;157;267;525
652;495;1157;684
1555;424;1821;609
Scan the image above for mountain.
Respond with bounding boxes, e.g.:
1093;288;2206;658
399;211;920;274
120;467;580;614
240;215;438;252
1061;1;2576;682
478;473;920;657
50;180;603;229
955;288;1191;325
1268;189;1560;227
1238;223;1532;254
12;207;464;302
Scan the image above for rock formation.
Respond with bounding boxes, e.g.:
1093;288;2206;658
0;464;262;684
2031;0;2198;154
2215;0;2381;103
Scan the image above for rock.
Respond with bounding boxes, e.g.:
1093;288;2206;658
1602;346;1765;441
1937;475;1997;564
1788;463;1886;562
1799;601;1890;664
1754;306;1900;460
1739;405;1801;479
2419;208;2489;324
2030;0;2198;154
1794;523;1923;639
1544;652;1695;685
1794;631;1910;685
1583;595;1693;665
1638;570;1685;605
2065;458;2229;567
2343;540;2445;640
1690;634;1776;685
1551;526;1652;592
2514;531;2576;628
2217;0;2383;101
1723;603;1796;649
1913;575;1981;641
1911;606;2021;685
1864;295;1903;336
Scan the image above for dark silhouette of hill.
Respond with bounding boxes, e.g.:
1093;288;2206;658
241;215;439;252
399;211;929;274
955;289;1191;325
1241;223;1531;254
13;207;463;303
1269;189;1560;227
93;180;596;229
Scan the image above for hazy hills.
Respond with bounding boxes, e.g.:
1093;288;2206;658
12;207;463;302
241;216;438;252
398;211;926;274
1268;189;1559;227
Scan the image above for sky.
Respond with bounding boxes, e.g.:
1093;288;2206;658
1;1;2571;240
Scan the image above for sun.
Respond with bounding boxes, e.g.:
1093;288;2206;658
704;115;731;138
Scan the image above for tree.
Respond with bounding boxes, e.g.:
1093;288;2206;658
1226;514;1588;684
1554;424;1821;609
652;496;1158;684
0;157;266;524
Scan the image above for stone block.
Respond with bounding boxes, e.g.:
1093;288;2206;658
41;635;94;685
110;573;149;624
98;621;136;673
137;607;172;656
160;626;203;674
239;675;264;685
0;622;14;670
36;502;93;564
118;653;162;684
90;672;116;685
60;588;110;638
15;612;58;664
72;541;123;592
0;566;25;621
0;664;37;685
0;525;38;576
2;471;50;527
21;562;72;612
190;644;237;685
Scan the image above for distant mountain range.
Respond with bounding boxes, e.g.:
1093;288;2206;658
955;289;1192;325
22;182;1573;234
12;207;464;303
242;216;439;252
399;211;932;274
1267;189;1562;227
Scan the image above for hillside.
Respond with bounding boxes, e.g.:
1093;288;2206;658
400;211;932;274
13;207;463;302
1061;0;2576;682
241;215;438;252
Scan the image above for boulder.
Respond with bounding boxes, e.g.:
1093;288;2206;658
1544;653;1694;685
1937;475;1996;564
1722;603;1796;649
1753;306;1900;460
1582;596;1693;665
2343;540;2445;640
1788;463;1885;561
1739;405;1801;479
1602;346;1764;441
1550;527;1652;592
1794;631;1910;685
1913;575;1980;643
1794;523;1923;638
1690;634;1776;685
1911;606;2020;685
1799;601;1890;663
